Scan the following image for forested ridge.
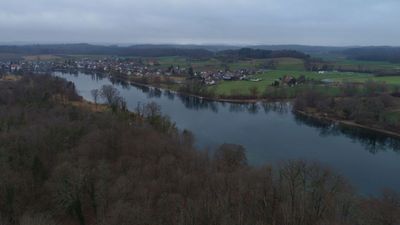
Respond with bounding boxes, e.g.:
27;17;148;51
0;44;214;58
0;75;399;225
217;48;310;59
342;47;400;63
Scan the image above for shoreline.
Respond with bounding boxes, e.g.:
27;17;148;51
56;72;400;140
54;70;302;104
128;80;290;104
131;79;400;139
295;110;400;139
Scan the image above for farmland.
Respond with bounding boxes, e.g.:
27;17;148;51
179;56;400;98
210;70;374;96
3;51;400;99
96;55;400;98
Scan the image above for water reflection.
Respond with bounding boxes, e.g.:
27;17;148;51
261;102;290;115
163;90;175;100
134;84;150;93
146;87;162;98
110;77;130;89
82;73;132;89
229;103;247;113
294;113;400;154
246;103;260;114
178;95;219;113
89;73;107;81
228;102;291;115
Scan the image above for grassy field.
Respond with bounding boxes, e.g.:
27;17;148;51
156;56;307;72
210;70;373;96
0;53;23;60
157;56;189;67
332;59;400;71
23;54;62;61
308;51;400;70
17;54;398;98
156;56;400;75
330;75;400;85
153;56;400;97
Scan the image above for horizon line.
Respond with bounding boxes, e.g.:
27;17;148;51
0;41;399;48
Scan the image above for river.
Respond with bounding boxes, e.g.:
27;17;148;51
54;72;400;195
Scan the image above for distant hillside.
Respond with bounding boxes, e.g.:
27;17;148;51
127;44;350;54
217;48;310;59
252;45;349;54
3;44;400;63
126;44;242;52
342;46;400;63
0;44;313;59
0;43;214;58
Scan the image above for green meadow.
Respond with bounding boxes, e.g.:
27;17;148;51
155;56;400;97
209;70;372;96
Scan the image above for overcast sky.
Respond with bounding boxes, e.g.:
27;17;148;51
0;0;399;46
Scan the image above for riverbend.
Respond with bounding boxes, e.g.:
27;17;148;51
54;72;400;195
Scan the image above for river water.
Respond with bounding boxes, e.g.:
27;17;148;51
54;72;400;195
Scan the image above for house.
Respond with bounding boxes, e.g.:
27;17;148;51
250;78;262;82
10;64;21;72
222;75;232;80
239;75;248;80
297;75;306;84
205;79;216;85
281;75;297;87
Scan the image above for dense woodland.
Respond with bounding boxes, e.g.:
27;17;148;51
217;48;310;60
0;44;309;60
0;75;399;225
0;44;214;58
293;80;400;132
343;47;400;63
2;44;400;63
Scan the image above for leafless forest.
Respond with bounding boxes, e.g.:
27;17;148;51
0;75;399;225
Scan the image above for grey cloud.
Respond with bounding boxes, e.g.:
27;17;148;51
0;0;399;45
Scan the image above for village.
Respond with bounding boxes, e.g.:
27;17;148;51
0;57;320;88
0;57;269;84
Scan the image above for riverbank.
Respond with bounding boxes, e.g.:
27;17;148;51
295;110;400;139
128;78;400;139
128;80;291;104
54;69;332;104
56;71;400;141
133;78;400;139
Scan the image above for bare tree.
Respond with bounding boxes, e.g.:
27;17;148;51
19;213;57;225
100;85;119;105
99;85;126;112
249;86;259;98
214;143;247;172
91;89;100;106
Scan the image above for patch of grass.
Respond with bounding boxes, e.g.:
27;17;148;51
210;70;371;96
156;56;189;67
0;53;23;60
226;57;306;71
331;75;400;86
0;74;21;81
382;111;400;125
331;59;400;71
23;55;62;61
157;57;226;71
156;57;308;72
274;57;306;71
